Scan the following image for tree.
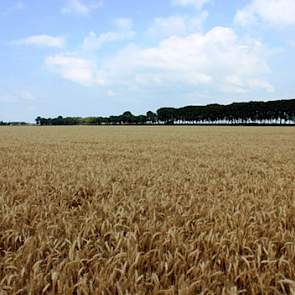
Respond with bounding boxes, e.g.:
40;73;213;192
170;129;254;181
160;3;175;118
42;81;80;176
136;115;147;125
121;111;136;124
157;108;177;123
146;111;157;123
35;116;42;125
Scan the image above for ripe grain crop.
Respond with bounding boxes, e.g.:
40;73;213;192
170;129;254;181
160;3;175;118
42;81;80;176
0;126;295;294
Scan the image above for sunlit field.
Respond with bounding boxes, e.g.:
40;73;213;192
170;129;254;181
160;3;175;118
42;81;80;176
0;126;295;294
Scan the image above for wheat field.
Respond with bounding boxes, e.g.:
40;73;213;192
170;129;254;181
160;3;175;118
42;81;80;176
0;126;295;294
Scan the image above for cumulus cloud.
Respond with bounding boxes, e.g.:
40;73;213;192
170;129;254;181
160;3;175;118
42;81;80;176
45;54;104;86
100;27;272;93
82;18;135;50
172;0;209;9
46;26;273;94
147;12;208;38
61;0;103;16
235;0;295;27
82;31;135;50
222;76;274;94
12;35;65;48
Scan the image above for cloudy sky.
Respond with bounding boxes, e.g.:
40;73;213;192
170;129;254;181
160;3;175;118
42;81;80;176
1;0;295;121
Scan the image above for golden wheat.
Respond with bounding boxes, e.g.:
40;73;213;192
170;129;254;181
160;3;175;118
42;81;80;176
0;126;295;294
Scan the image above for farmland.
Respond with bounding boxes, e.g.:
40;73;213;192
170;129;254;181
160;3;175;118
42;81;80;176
0;126;295;294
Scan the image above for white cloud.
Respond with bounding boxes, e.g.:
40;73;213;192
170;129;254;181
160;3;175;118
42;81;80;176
13;35;65;48
147;12;208;38
47;26;273;94
82;31;134;50
82;18;135;50
98;27;272;93
61;0;103;16
46;54;104;86
235;0;295;27
223;76;274;93
172;0;209;9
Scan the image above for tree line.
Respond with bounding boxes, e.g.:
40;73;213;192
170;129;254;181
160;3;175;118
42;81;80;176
157;99;295;125
34;99;295;126
35;111;153;126
0;121;29;126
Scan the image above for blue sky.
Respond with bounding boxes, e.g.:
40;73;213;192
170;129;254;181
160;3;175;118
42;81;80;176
1;0;295;122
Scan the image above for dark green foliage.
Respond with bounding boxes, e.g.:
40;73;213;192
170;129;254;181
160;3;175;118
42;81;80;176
157;99;295;124
35;112;149;126
30;98;295;126
0;121;29;126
